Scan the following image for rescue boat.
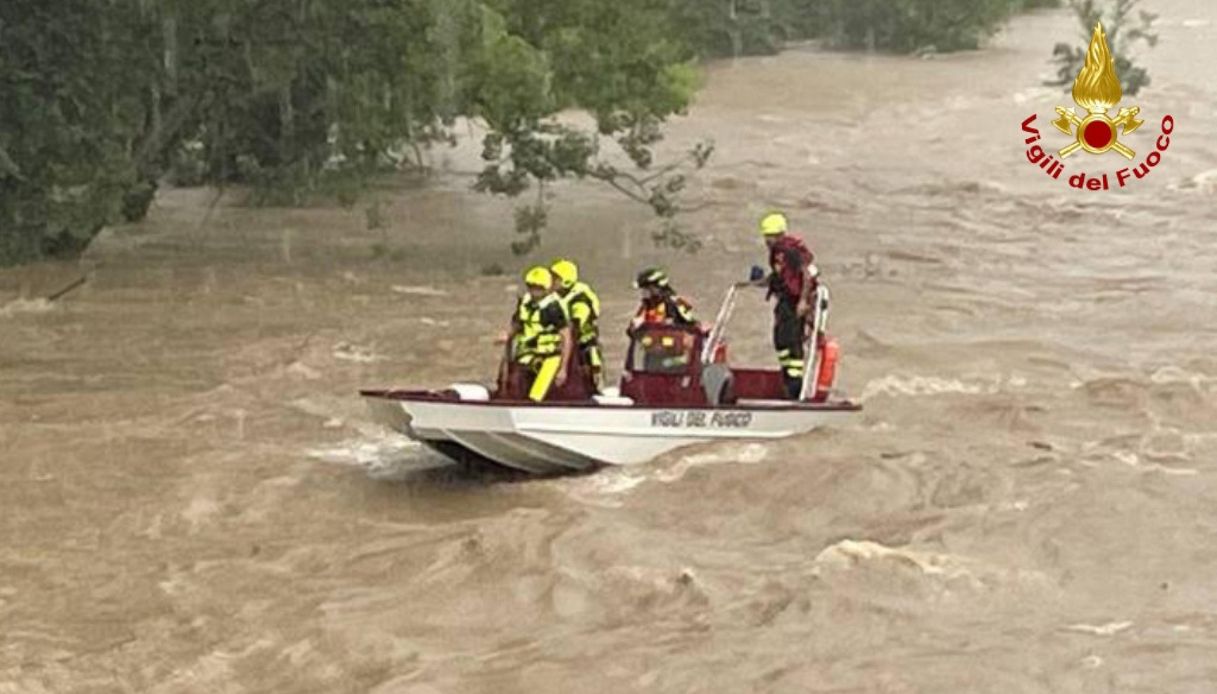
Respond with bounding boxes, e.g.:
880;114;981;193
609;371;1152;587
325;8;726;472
361;282;860;473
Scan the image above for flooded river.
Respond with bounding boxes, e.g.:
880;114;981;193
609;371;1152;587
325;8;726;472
3;2;1216;691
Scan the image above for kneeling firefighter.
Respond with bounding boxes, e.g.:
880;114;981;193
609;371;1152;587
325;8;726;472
550;259;603;390
510;266;574;402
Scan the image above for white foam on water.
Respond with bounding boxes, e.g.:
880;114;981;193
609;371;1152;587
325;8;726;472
332;341;383;363
861;373;1031;401
391;284;449;297
1149;365;1213;391
656;442;770;483
561;468;649;508
814;539;981;585
1169;168;1217;193
1112;450;1198;476
288;397;344;420
812;539;1053;601
1066;621;1134;636
1184;433;1217;450
181;496;221;531
285;361;322;380
861;375;982;400
307;432;449;478
564;442;771;503
757;113;791;124
1011;86;1057;105
0;678;56;694
0;297;55;317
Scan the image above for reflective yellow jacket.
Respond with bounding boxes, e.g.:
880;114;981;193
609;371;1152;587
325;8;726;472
560;281;600;347
514;293;569;362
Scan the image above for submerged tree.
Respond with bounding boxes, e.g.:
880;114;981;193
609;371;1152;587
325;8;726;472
0;0;165;263
0;0;1076;265
1047;0;1158;96
468;0;711;254
813;0;1026;53
0;0;710;264
669;0;1060;57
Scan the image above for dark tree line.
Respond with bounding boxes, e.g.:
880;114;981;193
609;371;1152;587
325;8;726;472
675;0;1062;57
1;0;1062;266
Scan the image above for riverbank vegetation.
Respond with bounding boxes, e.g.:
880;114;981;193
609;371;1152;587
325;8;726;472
1046;0;1158;96
3;0;1073;266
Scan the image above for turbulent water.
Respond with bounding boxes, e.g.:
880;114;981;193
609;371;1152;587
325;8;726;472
3;3;1217;692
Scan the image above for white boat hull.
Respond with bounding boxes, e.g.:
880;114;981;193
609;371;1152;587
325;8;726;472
364;392;858;473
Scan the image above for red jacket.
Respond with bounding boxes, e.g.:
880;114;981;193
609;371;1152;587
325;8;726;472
768;234;815;302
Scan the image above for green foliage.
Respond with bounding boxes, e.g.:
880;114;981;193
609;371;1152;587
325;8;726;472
0;0;1074;266
172;0;462;190
0;0;162;264
1;0;714;264
814;0;1020;52
669;0;791;58
470;0;711;255
674;0;1061;57
1046;0;1158;97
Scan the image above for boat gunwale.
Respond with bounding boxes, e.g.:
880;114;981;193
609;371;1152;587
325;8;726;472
359;389;863;413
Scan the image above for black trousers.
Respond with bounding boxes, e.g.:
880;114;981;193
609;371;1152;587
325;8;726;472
773;299;806;398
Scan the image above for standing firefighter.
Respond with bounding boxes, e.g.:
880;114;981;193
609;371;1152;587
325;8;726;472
758;212;818;399
550;259;603;390
510;266;574;402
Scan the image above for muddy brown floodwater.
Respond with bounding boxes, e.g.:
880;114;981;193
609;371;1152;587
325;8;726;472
3;2;1217;692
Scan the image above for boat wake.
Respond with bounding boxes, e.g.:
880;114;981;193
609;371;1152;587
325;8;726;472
307;430;450;480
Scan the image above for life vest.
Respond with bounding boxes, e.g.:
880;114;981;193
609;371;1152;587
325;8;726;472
636;294;695;327
768;234;815;302
560;281;600;347
515;293;568;362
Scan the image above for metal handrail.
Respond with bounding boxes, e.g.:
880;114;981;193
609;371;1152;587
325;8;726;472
700;281;753;364
799;284;831;401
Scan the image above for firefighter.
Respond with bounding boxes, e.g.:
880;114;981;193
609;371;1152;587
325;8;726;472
758;212;819;399
628;267;699;335
627;267;703;374
550;259;603;391
509;266;574;402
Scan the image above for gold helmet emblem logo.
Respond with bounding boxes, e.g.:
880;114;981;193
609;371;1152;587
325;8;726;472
1052;22;1145;159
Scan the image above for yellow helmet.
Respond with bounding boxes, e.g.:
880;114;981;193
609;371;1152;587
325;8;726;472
550;259;578;288
760;212;788;237
524;266;553;289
